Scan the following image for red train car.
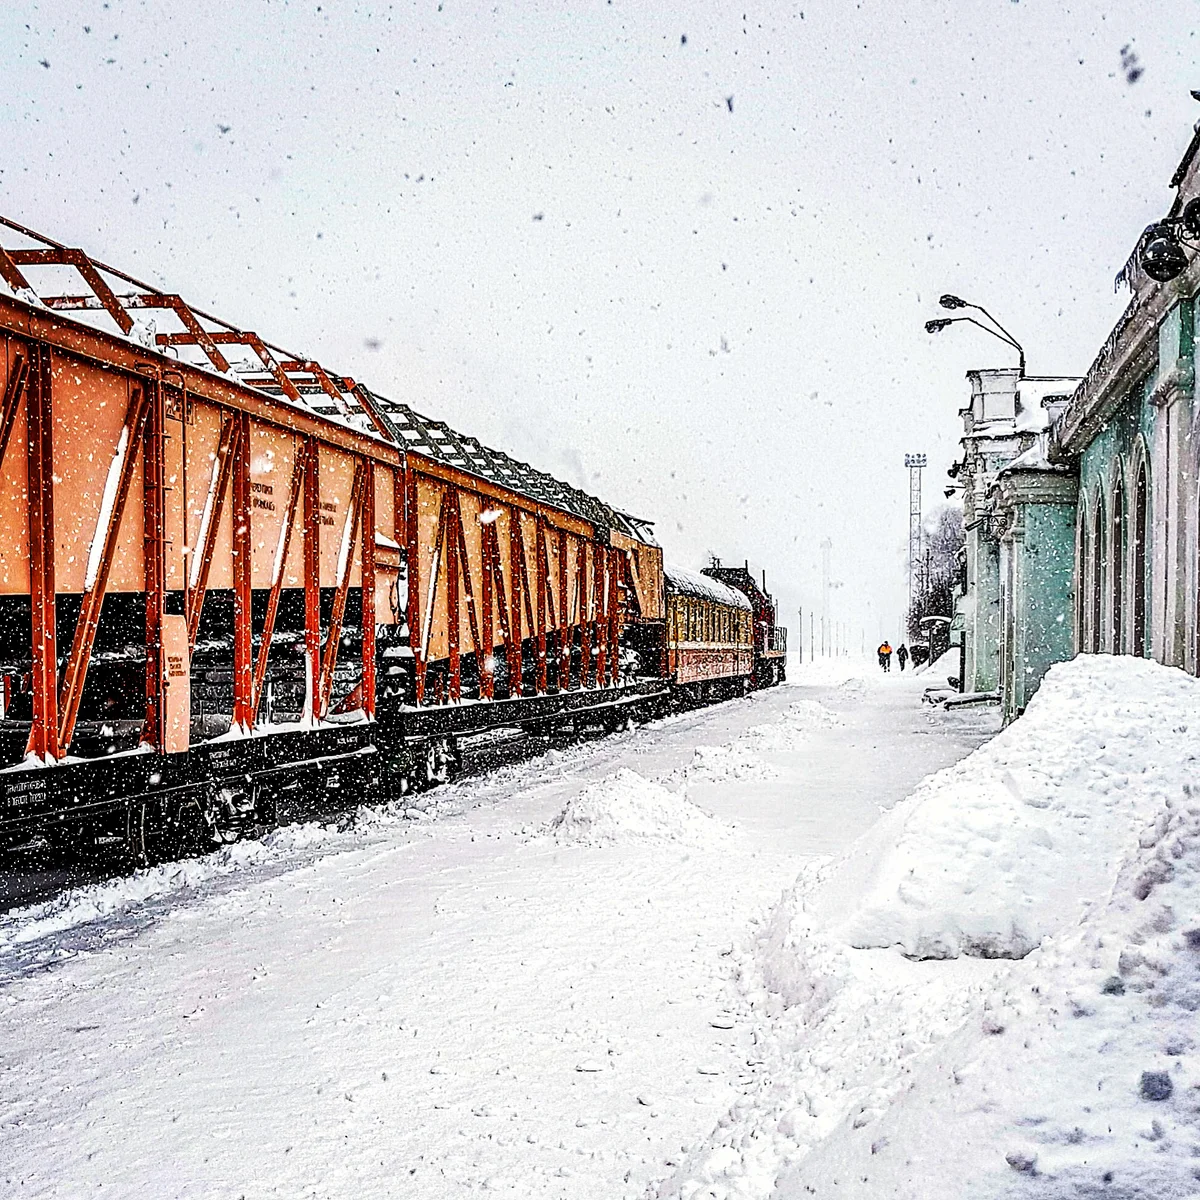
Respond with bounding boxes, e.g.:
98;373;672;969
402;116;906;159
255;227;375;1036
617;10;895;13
0;216;787;864
702;561;788;687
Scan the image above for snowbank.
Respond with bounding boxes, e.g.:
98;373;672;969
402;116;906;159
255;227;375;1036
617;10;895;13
915;645;958;680
549;767;729;848
814;656;1200;959
786;658;871;687
781;742;1200;1198
686;741;779;783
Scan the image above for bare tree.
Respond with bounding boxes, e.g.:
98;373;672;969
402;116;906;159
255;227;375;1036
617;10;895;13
908;504;965;644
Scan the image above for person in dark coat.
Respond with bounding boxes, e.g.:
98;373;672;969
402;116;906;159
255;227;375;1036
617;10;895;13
897;644;909;671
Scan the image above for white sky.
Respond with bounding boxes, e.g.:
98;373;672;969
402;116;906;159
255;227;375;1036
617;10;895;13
2;1;1197;645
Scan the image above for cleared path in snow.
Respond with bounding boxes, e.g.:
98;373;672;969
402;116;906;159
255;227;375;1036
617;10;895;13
0;663;997;1199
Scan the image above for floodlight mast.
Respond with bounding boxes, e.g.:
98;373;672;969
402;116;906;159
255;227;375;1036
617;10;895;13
904;453;926;632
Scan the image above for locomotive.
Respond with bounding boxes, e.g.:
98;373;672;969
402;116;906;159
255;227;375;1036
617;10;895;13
0;217;786;863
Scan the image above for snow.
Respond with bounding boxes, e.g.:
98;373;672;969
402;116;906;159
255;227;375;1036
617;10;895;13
16;656;1191;1196
83;422;130;591
817;656;1199;961
334;490;356;584
1000;430;1072;475
0;664;995;1199
1014;377;1080;433
661;656;1200;1200
189;452;224;588
665;562;753;611
549;766;731;847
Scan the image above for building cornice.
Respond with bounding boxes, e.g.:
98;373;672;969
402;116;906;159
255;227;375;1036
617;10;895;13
994;467;1079;510
1052;261;1198;461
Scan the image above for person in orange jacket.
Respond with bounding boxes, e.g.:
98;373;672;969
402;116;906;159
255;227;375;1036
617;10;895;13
877;641;893;672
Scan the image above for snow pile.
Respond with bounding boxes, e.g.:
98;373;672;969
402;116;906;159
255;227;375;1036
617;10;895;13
662;656;1200;1200
659;890;1004;1199
814;656;1200;959
787;658;870;687
915;646;959;680
781;771;1200;1197
548;767;730;848
743;699;841;752
685;741;779;783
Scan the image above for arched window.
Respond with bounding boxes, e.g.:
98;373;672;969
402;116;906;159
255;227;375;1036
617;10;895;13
1091;490;1105;654
1132;459;1149;657
1076;502;1090;654
1111;475;1125;654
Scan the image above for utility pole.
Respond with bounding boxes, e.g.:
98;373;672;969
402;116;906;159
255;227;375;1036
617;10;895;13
820;536;832;659
904;454;926;635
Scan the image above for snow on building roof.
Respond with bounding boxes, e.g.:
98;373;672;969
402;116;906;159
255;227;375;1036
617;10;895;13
997;433;1071;476
664;563;752;610
1014;377;1081;433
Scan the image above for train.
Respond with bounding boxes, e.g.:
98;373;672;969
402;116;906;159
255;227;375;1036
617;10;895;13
0;216;786;864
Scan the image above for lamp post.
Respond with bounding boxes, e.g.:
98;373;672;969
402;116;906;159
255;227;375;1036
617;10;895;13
925;294;1026;376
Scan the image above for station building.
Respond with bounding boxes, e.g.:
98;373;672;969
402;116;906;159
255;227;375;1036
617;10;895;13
952;369;1078;700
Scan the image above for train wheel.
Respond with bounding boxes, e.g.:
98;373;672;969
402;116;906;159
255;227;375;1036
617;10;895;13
420;737;456;789
126;799;174;868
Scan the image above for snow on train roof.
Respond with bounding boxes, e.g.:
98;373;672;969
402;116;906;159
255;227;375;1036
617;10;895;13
664;563;752;611
362;391;644;537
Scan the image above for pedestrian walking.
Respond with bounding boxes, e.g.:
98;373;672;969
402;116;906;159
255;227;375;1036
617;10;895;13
877;641;892;673
897;643;909;671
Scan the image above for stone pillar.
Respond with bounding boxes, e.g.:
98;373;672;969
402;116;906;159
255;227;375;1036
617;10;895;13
994;465;1079;723
1150;300;1195;667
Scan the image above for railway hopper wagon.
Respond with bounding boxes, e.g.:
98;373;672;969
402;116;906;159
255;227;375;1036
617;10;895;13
0;218;668;861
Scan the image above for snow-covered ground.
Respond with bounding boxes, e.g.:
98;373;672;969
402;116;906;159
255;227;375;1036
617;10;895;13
668;655;1200;1200
0;659;996;1199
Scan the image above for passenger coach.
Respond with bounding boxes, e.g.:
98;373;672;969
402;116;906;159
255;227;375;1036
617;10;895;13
663;564;754;701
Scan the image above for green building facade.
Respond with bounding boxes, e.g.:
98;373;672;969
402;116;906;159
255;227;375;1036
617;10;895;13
993;122;1200;721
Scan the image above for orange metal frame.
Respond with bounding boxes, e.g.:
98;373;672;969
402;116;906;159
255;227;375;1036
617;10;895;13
0;216;646;761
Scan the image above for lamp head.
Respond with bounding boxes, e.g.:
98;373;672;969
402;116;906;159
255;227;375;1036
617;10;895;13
939;294;968;310
925;318;952;334
1140;229;1188;283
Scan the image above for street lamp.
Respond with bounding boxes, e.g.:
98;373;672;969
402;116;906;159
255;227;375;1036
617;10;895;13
1128;199;1200;283
925;294;1026;376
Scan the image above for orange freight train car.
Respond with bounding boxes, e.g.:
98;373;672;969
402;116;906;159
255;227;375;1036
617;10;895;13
0;218;667;859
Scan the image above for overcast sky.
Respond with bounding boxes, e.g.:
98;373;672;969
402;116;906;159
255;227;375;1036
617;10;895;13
2;1;1197;646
